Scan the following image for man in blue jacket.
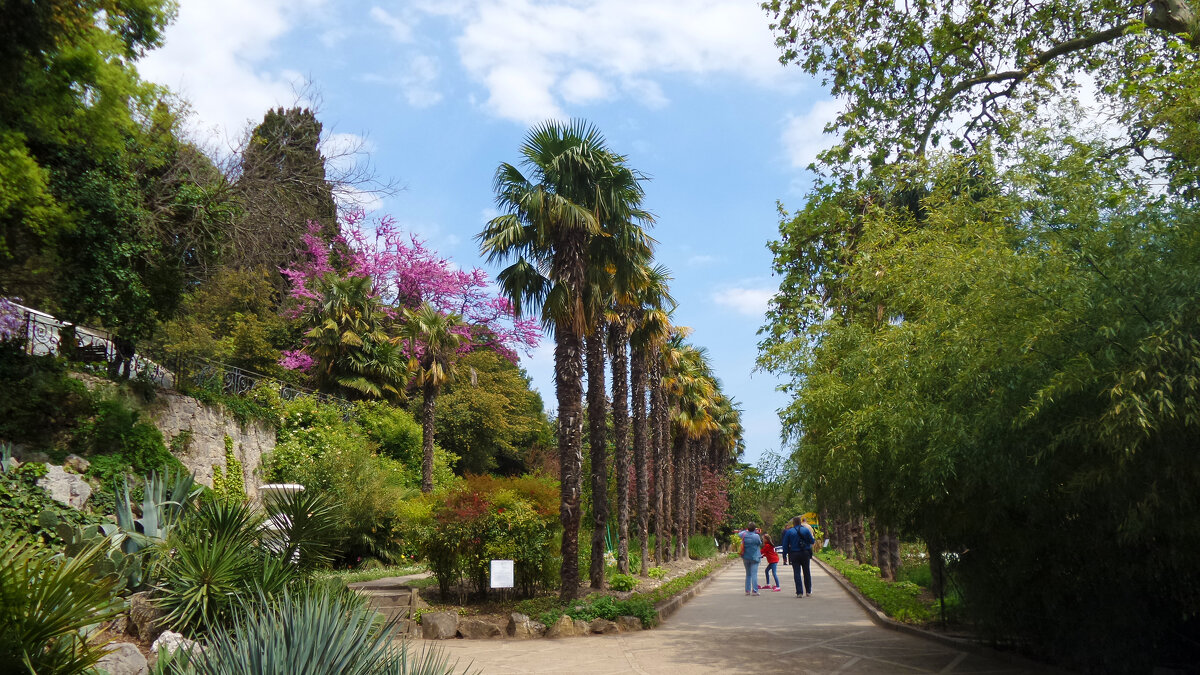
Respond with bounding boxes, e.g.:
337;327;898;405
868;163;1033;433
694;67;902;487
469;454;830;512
781;516;816;597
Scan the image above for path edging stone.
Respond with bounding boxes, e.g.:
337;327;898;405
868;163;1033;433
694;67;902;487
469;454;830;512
811;555;1067;674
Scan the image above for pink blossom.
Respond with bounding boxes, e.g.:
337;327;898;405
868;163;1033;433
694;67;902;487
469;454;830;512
279;349;316;372
280;211;540;362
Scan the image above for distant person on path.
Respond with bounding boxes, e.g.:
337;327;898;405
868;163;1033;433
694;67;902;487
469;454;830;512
781;516;816;597
761;533;781;591
739;522;763;596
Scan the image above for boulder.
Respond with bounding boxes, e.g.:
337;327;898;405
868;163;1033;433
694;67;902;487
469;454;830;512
544;615;577;639
421;611;458;640
128;592;165;642
616;615;643;632
150;631;201;659
507;612;546;639
457;617;503;639
573;619;590;636
63;454;90;473
95;642;148;675
589;618;620;635
37;464;92;509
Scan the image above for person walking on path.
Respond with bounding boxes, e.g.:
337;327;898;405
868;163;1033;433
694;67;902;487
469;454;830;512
761;533;781;591
781;516;816;597
740;522;763;596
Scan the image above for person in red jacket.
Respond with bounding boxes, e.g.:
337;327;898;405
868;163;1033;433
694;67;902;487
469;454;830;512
761;533;781;591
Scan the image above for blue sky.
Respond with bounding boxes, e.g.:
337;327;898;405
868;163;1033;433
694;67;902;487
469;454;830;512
139;0;836;464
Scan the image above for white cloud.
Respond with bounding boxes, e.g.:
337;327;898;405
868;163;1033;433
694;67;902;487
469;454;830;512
560;69;611;105
712;285;774;317
688;254;717;266
422;0;787;123
138;0;326;144
782;98;841;170
369;6;415;42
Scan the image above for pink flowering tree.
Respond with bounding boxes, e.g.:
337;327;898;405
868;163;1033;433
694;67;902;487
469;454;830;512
280;211;540;373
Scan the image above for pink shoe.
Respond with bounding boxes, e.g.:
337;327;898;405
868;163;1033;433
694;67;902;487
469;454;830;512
771;587;781;592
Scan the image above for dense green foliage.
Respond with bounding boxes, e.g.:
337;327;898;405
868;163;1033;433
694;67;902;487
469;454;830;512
427;349;553;476
0;538;126;675
0;459;102;547
398;474;560;600
759;2;1200;666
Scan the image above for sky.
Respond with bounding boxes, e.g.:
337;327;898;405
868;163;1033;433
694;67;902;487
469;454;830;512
138;0;835;464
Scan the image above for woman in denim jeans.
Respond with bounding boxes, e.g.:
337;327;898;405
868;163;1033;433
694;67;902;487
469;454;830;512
740;522;763;596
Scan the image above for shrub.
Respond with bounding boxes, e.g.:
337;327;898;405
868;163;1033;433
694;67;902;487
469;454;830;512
609;573;637;592
399;474;560;600
818;550;933;623
210;435;246;503
0;538;125;675
688;534;717;559
647;566;668;580
153;587;461;675
0;345;94;448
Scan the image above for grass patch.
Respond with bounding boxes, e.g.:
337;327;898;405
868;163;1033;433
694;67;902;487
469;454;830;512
818;550;934;623
313;563;426;586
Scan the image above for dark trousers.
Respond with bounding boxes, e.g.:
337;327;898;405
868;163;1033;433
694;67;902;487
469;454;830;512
789;550;812;595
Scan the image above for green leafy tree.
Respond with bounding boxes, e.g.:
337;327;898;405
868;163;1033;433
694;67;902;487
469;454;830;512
428;349;552;477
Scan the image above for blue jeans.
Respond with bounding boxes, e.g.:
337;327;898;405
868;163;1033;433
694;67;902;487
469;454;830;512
743;557;761;593
764;561;779;587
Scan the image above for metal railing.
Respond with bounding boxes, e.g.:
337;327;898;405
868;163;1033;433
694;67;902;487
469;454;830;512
12;304;350;408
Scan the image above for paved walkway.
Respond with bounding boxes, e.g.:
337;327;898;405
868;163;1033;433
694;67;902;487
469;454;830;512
419;560;1053;674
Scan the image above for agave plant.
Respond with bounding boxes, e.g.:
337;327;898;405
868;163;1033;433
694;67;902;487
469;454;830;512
153;587;470;675
0;538;125;675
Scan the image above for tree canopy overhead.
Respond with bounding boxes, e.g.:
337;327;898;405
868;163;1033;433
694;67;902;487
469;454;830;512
763;0;1200;163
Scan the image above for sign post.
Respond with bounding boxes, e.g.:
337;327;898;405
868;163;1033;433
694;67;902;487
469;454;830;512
489;559;514;589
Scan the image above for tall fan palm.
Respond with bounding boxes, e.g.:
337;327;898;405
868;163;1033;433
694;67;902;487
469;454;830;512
401;302;464;493
628;266;673;574
584;217;654;587
478;120;644;600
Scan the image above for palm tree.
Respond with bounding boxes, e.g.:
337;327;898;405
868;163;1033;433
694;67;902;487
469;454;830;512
478;120;643;600
401;302;464;493
628;267;673;574
302;275;407;400
584;218;653;587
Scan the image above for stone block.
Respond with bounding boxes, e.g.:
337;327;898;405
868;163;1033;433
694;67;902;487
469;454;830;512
457;617;504;639
37;464;92;509
129;592;165;642
507;612;546;639
573;619;590;635
64;454;90;473
410;588;429;609
616;615;643;632
544;614;577;639
95;642;147;675
589;618;619;635
421;611;458;640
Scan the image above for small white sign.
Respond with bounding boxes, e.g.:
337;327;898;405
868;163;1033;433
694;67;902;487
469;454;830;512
823;539;831;548
490;559;514;589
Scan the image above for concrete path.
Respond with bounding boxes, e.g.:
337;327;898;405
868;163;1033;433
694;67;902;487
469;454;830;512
420;560;1052;674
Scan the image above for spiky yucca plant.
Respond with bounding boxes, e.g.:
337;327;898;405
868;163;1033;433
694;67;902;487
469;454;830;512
153;587;470;675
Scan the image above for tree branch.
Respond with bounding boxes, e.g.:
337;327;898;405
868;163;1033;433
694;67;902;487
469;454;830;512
916;22;1135;155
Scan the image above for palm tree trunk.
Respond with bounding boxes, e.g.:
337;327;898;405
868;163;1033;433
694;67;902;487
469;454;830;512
587;324;608;589
851;517;866;563
631;346;650;576
610;322;631;575
421;382;437;493
555;323;586;601
650;358;666;565
672;431;686;560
